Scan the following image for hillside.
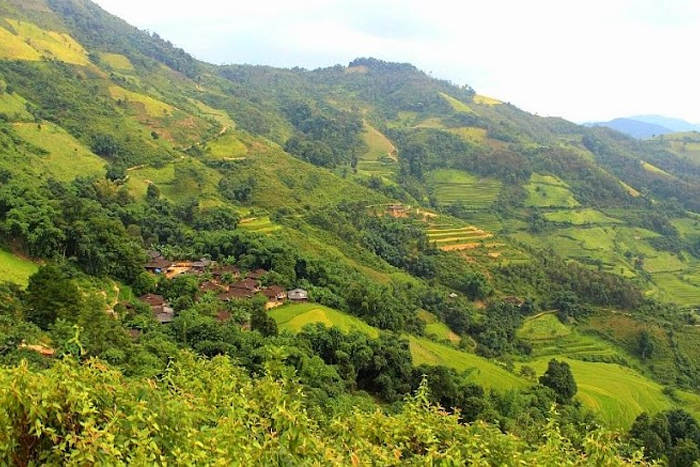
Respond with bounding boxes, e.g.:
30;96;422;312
585;118;673;139
3;0;700;463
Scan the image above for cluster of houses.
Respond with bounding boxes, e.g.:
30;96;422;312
138;251;308;325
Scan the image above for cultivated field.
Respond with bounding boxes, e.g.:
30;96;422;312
269;303;379;337
427;169;502;209
12;122;106;181
524;173;580;208
356;123;396;178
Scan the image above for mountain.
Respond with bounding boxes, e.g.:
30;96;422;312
586;115;700;139
3;0;700;462
632;114;700;133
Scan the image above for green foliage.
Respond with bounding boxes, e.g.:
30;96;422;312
539;359;578;404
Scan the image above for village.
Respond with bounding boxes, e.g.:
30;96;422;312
138;251;308;325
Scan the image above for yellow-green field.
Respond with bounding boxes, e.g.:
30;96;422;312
449;126;488;143
127;159;222;203
427;169;502;209
517;313;571;341
525;173;580;208
0;25;42;61
3;19;89;65
409;336;527;389
641;161;675;178
100;53;135;71
108;86;175;118
439;93;476;114
191;100;236;129
238;216;280;235
203;133;248;160
0;250;38;286
0;90;33;121
12;122;106;181
269;303;379;337
473;94;502;105
417;310;460;343
544;209;621;225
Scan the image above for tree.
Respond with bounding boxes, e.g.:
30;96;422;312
638;330;654;360
539;359;577;404
25;265;83;330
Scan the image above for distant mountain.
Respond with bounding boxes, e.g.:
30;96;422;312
584;118;672;139
630;115;700;133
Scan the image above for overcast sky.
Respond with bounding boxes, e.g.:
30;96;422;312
92;0;700;123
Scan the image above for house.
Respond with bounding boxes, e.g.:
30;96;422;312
154;306;175;324
246;268;268;280
211;265;241;280
139;294;175;324
218;288;254;301
288;288;309;302
199;281;222;293
140;293;165;312
231;278;260;293
191;258;212;271
262;285;287;302
144;256;174;274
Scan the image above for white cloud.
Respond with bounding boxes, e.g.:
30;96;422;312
92;0;700;123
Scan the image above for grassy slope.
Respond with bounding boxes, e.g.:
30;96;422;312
270;303;379;338
0;250;38;286
427;169;502;209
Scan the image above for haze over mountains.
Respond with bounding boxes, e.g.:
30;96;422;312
586;114;700;139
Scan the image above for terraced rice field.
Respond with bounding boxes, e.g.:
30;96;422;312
524;173;580;208
544;208;621;225
426;225;493;251
269;303;379;337
427;169;502;209
238;216;280;235
517;313;571;341
652;272;700;306
356;123;396;177
409;336;527;389
417;310;460;343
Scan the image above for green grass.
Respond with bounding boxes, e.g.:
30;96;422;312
652;272;700;306
127;159;222;203
12;122;106;181
417;310;460;343
528;358;674;429
203;133;248;160
449;127;488;143
473;94;502;105
361;122;395;161
238;216;280;234
0;90;33;121
517;313;571;341
427;169;502;209
409;336;527;389
524;174;579;208
544;209;621;226
269;303;379;338
0;250;38;286
0;25;42;61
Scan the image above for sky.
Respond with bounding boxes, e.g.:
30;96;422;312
91;0;700;124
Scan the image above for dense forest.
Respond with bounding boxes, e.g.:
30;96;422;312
3;0;700;464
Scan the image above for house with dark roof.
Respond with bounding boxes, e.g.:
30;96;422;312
199;281;222;293
246;268;268;280
211;265;241;279
139;294;175;324
218;288;254;301
144;256;174;273
287;289;308;302
262;285;287;302
231;278;260;293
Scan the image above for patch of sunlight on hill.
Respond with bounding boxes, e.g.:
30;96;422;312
108;86;175;118
439;93;476;114
449;127;488;143
0;25;42;60
100;53;134;71
5;19;88;65
641;161;675;178
12;122;106;181
0;90;33;121
474;94;502;105
0;250;38;286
